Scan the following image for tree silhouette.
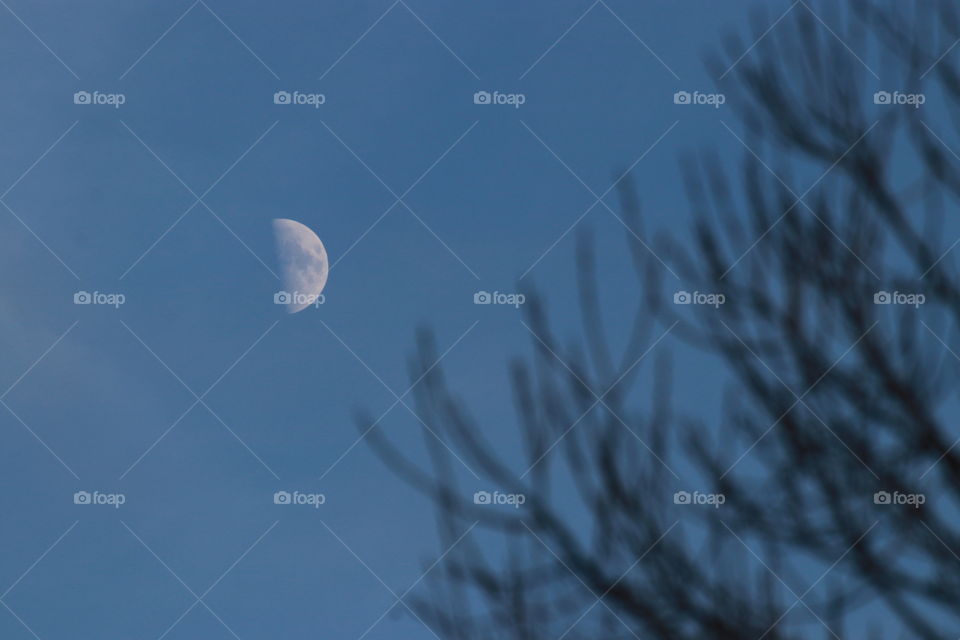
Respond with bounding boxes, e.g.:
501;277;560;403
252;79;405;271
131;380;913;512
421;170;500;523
362;3;960;638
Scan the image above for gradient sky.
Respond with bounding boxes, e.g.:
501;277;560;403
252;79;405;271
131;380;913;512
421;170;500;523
0;1;929;638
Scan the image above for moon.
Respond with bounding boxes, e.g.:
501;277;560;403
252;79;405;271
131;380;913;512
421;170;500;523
272;218;328;313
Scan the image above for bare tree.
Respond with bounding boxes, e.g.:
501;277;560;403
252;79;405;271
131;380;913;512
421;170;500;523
362;3;960;638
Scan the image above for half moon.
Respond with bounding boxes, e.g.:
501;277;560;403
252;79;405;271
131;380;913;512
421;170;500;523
272;218;329;313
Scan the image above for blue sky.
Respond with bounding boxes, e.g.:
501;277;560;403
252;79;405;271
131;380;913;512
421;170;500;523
0;0;927;638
